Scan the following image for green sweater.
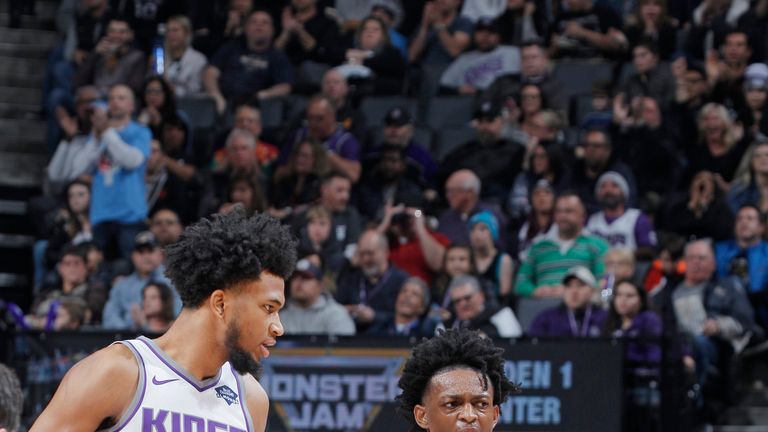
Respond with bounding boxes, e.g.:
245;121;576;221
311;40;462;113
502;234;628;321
515;233;609;297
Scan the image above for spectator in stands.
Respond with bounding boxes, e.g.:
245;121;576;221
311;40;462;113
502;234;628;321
295;206;346;274
508;142;567;221
332;0;373;34
275;0;343;67
358;145;425;221
280;258;356;335
512;179;557;261
74;18;147;95
738;0;768;61
204;9;294;114
338;16;406;96
440;275;522;337
624;0;678;61
516;192;610;298
715;205;768;296
50;298;89;331
654;239;759;389
269;139;328;220
586;171;657;253
377;203;450;286
335;229;409;331
47;86;100;178
44;180;93;271
213;105;279;175
743;63;768;138
218;172;268;216
319;68;366;141
70;84;151;261
612;96;680;198
549;0;627;59
162;15;207;97
469;211;513;301
369;106;437;186
129;282;175;333
279;95;362;182
671;60;710;151
603;279;662;364
621;39;676;107
188;0;254;57
528;266;608;337
438;101;525;201
144;136;198;223
438;17;520;95
437;169;508;248
563;128;637;214
102;231;179;329
138;76;189;143
408;0;473;66
149;209;183;249
486;41;568;114
684;102;751;184
495;0;545;46
367;277;439;337
516;83;547;130
431;244;479;309
294;172;362;251
706;30;753;117
370;0;408;58
729;141;768;214
686;4;750;61
459;0;507;22
30;244;106;329
65;0;111;67
661;170;736;242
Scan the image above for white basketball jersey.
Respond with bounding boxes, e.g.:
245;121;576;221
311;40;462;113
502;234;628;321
586;209;641;250
102;336;255;432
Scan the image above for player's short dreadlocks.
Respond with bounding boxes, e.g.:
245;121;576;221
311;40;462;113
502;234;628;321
396;329;518;431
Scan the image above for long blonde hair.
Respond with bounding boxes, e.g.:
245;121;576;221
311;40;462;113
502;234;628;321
697;103;739;150
732;141;768;187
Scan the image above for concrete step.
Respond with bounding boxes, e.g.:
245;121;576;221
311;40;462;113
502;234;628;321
0;73;45;89
0;102;41;120
0;86;42;106
721;406;768;426
0;28;58;46
0;41;51;59
0;151;47;187
0;137;46;154
0;55;48;78
0;118;46;142
0;199;27;216
0;232;34;248
715;427;768;432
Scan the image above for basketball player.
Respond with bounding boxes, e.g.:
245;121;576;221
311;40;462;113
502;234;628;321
396;329;518;432
30;208;297;432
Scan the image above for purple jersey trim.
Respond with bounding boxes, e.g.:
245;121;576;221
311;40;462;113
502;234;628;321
110;341;147;432
138;337;222;392
230;365;254;432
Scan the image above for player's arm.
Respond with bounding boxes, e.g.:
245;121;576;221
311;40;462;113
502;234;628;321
243;374;270;432
29;344;139;432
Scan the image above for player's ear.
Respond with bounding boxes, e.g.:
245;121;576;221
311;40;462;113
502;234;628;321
492;404;500;428
209;289;227;319
414;405;429;429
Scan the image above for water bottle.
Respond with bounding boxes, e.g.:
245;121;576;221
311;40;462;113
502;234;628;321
152;23;166;75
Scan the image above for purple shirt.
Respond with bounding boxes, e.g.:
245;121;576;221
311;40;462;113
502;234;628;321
609;310;662;364
280;125;360;164
528;304;608;338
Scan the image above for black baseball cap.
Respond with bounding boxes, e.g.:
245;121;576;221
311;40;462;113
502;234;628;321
294;258;323;280
133;231;158;251
475;17;500;33
473;100;502;120
384;107;413;126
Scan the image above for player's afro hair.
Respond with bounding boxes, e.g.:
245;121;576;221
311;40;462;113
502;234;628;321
165;206;297;307
396;329;518;431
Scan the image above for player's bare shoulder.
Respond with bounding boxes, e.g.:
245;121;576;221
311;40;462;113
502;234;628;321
29;343;140;432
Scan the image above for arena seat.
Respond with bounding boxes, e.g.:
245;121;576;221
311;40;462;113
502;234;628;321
425;96;475;130
553;60;613;99
515;297;563;332
176;96;217;129
360;96;418;127
433;124;475;161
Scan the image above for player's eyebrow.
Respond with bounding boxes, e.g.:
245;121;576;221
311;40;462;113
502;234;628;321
267;297;284;308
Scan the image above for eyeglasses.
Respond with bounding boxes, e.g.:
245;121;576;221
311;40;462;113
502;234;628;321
451;292;475;306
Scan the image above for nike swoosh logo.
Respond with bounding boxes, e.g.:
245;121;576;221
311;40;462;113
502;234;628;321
152;376;180;385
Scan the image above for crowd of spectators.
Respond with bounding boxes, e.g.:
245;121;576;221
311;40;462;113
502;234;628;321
14;0;768;426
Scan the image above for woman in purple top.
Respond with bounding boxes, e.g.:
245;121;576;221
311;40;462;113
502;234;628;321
604;279;663;365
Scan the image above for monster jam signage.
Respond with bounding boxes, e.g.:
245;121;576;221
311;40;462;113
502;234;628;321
260;338;623;431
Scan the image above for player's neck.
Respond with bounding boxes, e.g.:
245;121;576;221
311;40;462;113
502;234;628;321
150;309;227;381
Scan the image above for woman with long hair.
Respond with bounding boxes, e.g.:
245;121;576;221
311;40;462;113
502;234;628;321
339;16;406;95
508;142;566;220
728;140;768;213
220;172;267;216
269;139;330;219
45;180;93;270
131;282;176;333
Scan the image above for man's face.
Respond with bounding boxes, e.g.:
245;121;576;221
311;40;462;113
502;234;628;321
108;85;134;118
322;71;348;104
582;132;611;170
415;368;499;432
639;98;661;128
450;284;484;321
684;242;715;285
475;117;504;142
357;234;388;279
554;196;584;236
396;281;426;318
131;247;163;275
521;45;547;77
245;12;274;45
723;33;750;65
563;278;593;310
321;177;350;211
735;207;764;243
684;70;707;99
378;151;405;181
234;108;262;137
75;88;100;121
444;175;474;211
633;46;657;74
383;123;413;147
290;274;322;304
306;101;336;139
228;137;257;170
225;273;285;375
59;254;87;285
474;29;499;52
151;210;182;246
597;179;624;210
106;20;132;47
165;19;188;49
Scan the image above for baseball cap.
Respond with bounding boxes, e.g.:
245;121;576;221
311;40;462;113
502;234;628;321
475;17;500;33
133;231;158;251
473;100;502;120
294;258;323;280
384;106;413;127
745;63;768;91
562;266;597;289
